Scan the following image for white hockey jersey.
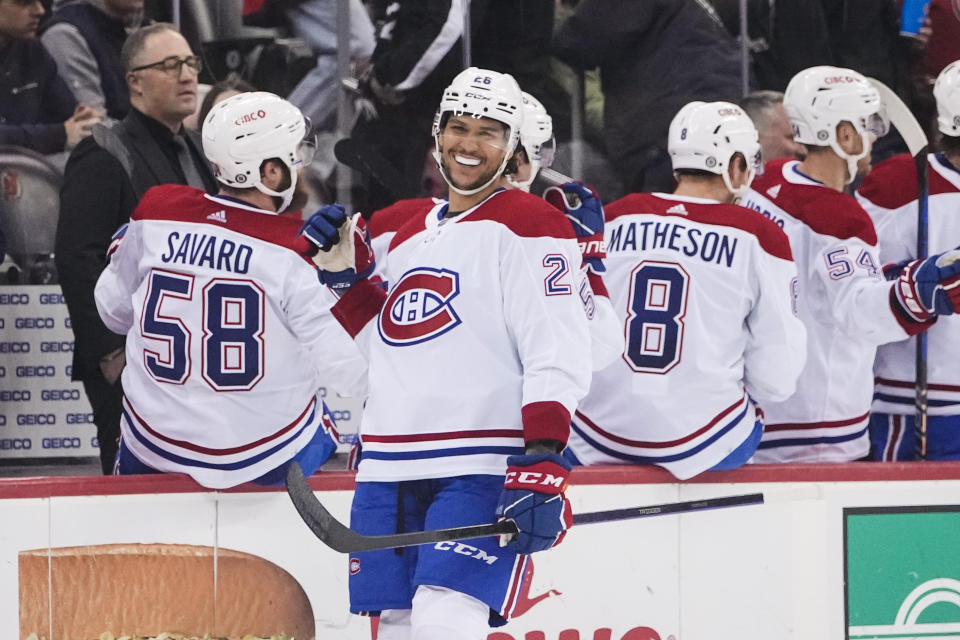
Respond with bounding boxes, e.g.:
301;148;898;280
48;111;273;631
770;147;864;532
333;188;593;482
857;152;960;415
740;159;926;463
368;194;621;371
95;185;368;489
566;192;806;479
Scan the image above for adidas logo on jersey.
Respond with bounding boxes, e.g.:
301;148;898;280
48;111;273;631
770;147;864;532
766;184;782;199
666;204;688;215
206;210;227;223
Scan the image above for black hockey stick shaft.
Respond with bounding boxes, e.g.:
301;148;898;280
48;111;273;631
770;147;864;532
868;78;931;459
915;150;930;459
285;463;763;553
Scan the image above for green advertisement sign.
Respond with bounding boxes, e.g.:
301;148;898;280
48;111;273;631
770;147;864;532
845;506;960;639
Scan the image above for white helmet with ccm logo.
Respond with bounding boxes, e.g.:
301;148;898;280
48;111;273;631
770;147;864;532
784;66;889;183
431;67;524;196
202;91;316;212
668;100;762;198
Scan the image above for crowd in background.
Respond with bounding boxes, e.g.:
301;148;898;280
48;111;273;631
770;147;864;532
2;0;960;473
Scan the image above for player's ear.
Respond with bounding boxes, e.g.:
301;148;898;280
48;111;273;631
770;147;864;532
260;159;284;190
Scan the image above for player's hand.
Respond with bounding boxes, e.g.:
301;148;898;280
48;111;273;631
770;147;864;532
894;248;960;321
545;182;606;273
300;204;348;252
98;347;126;386
300;207;376;293
495;452;573;555
64;104;103;149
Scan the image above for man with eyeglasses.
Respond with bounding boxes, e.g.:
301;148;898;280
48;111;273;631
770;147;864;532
56;22;218;475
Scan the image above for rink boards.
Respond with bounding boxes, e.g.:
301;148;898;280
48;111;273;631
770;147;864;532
2;463;960;640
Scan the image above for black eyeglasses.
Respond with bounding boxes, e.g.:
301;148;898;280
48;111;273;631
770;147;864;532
130;55;202;75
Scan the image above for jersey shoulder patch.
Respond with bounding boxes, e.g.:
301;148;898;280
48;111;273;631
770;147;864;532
692;202;794;261
133;185;312;258
605;193;664;223
750;158;792;195
789;187;878;245
856;153;919;210
469;189;575;240
388;200;436;252
369;198;435;239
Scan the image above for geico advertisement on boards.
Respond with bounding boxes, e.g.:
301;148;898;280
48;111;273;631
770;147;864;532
0;285;363;459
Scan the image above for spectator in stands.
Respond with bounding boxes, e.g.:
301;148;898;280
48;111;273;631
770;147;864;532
283;0;374;132
40;0;144;122
0;0;102;154
740;90;806;162
553;0;743;195
55;22;217;475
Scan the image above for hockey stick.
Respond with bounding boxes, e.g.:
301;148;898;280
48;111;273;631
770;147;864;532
333;137;407;201
285;463;764;553
868;78;931;458
539;166;575;187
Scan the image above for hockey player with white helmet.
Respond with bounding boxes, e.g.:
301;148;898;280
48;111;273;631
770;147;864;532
94;91;367;488
857;60;960;460
507;91;556;192
300;68;591;639
566;100;806;479
740;66;960;464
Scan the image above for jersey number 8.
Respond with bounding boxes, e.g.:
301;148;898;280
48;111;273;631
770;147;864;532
623;261;690;374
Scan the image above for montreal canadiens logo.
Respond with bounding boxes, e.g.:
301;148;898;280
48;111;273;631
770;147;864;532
378;268;461;346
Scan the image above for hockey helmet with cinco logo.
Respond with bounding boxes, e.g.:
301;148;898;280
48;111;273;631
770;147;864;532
202;91;317;212
668;101;762;198
783;66;889;184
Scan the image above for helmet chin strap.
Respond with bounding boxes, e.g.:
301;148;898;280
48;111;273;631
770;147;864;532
828;129;869;185
722;165;755;200
505;159;541;192
433;139;513;196
255;170;297;212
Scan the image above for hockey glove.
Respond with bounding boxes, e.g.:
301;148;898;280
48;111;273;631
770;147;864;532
300;205;375;293
545;182;606;273
894;248;960;321
495;453;573;555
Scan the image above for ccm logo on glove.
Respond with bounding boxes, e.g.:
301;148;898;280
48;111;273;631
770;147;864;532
504;468;567;492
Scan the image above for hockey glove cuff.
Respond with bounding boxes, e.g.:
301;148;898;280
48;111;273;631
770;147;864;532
894;249;960;322
545;182;607;273
301;207;376;293
495;453;573;555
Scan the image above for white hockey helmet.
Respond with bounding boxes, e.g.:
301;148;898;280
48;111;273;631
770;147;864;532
934;60;960;136
508;91;555;191
431;67;524;196
783;66;888;183
668;100;762;198
202;91;317;212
